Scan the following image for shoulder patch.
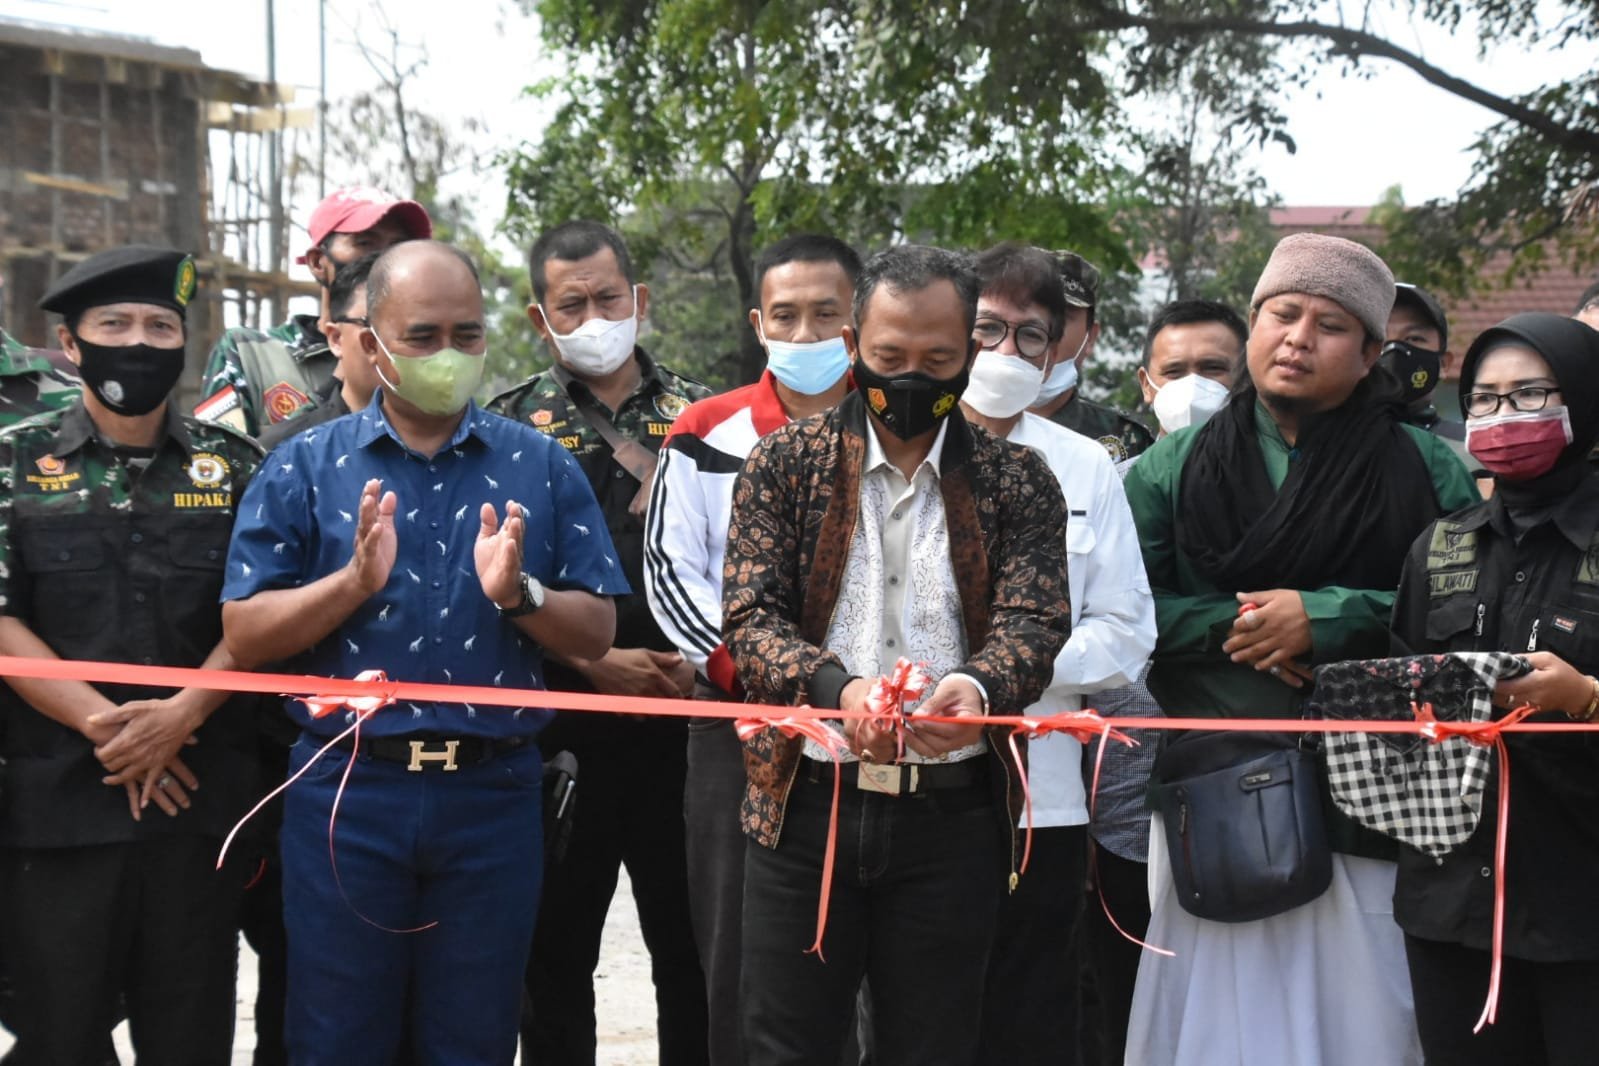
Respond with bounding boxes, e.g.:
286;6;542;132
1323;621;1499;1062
1426;523;1478;571
1577;537;1599;586
262;382;311;424
1096;434;1129;462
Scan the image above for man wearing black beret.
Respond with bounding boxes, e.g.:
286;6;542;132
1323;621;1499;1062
0;245;263;1064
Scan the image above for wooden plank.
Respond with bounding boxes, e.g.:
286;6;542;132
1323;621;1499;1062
206;105;315;133
20;171;129;200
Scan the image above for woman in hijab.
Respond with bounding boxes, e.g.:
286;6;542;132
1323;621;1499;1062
1390;312;1599;1065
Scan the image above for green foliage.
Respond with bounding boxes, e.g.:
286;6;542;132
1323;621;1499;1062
505;0;1598;394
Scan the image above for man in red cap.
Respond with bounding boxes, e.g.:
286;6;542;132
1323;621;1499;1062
194;185;430;437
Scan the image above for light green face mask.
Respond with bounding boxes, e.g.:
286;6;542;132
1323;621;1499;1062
372;332;486;416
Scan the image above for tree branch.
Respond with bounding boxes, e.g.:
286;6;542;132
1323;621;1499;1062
1071;10;1599;158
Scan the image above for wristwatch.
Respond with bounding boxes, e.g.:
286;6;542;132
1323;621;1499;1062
498;573;546;619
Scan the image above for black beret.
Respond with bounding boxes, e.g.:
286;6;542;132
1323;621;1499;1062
38;245;197;319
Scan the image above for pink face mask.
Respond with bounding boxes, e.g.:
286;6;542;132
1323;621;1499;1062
1466;406;1574;480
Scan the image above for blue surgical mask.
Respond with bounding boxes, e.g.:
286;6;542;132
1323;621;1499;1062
757;313;851;396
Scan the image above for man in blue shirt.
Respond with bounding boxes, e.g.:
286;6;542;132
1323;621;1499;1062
222;240;623;1065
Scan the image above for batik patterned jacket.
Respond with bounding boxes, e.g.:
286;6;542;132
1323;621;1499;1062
722;390;1073;858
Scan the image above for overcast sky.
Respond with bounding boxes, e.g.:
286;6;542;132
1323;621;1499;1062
2;0;1586;244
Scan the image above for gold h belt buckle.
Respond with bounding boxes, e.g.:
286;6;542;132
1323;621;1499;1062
856;763;919;795
407;739;460;772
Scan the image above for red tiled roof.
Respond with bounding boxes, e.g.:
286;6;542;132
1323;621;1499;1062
1444;251;1594;356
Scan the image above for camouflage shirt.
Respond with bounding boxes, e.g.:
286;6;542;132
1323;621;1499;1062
487;348;710;738
0;328;80;428
195;313;334;437
0;399;264;847
1045;391;1156;464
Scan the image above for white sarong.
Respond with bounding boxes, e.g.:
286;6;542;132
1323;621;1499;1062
1124;818;1423;1066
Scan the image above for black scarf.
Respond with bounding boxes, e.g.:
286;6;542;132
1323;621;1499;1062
1176;377;1441;592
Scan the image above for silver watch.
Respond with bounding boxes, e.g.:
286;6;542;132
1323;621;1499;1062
499;573;545;618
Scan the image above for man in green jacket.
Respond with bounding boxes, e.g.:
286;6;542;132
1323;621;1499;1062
1121;233;1479;1066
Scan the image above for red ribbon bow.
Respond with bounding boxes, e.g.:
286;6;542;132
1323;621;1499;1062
863;658;932;761
1413;700;1535;1031
218;671;435;934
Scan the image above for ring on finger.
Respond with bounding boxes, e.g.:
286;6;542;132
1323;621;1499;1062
1269;665;1283;677
157;774;173;789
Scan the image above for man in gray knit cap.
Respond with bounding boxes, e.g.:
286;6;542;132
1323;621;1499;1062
1120;232;1478;1066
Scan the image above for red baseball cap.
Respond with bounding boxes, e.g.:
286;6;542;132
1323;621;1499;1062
297;186;433;263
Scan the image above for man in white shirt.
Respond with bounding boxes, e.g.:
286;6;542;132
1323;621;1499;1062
958;242;1156;1065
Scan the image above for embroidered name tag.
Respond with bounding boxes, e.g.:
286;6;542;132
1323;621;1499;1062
1428;570;1478;598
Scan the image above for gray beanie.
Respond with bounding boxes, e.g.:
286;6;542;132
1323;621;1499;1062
1250;233;1395;341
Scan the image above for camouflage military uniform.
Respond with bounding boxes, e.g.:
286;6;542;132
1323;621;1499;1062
486;350;712;705
0;398;263;846
1046;391;1156;464
487;347;712;1063
0;398;264;1061
194;313;333;437
0;328;79;428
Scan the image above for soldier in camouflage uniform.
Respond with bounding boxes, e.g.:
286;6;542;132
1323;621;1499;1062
487;220;711;1066
0;329;79;427
0;246;263;1065
194;186;430;436
1030;250;1156;463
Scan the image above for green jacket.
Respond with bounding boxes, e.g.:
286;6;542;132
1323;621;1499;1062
1122;403;1480;857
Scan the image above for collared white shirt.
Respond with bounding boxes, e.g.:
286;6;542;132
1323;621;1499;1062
1005;413;1156;826
805;420;985;764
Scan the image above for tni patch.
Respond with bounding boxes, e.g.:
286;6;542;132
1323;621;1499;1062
1426;524;1478;570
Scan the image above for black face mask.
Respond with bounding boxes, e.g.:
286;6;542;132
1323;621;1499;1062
1378;340;1442;405
850;357;971;441
73;335;185;416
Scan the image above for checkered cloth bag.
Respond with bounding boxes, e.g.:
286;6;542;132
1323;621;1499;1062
1305;653;1529;858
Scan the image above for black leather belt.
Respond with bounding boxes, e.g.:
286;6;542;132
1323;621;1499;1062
801;756;987;796
331;733;532;772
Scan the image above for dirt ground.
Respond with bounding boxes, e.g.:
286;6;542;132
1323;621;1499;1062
0;871;661;1065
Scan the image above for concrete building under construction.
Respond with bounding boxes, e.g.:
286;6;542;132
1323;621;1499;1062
0;17;313;405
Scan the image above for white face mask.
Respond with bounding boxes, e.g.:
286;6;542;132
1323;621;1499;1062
542;286;639;376
1150;373;1231;435
963;350;1044;419
1035;333;1088;404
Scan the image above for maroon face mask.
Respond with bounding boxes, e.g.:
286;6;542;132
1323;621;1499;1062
1465;406;1574;480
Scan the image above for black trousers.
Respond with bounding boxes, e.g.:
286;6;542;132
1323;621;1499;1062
0;836;244;1066
1405;934;1599;1066
523;734;708;1066
976;825;1088;1066
1079;841;1150;1066
684;717;748;1066
742;764;1003;1066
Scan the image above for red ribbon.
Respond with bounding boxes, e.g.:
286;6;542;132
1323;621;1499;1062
216;670;435;933
1412;700;1535;1031
863;658;931;762
3;651;1596;995
735;715;849;959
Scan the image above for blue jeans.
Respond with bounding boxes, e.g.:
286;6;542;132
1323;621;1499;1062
281;735;543;1066
741;761;1003;1066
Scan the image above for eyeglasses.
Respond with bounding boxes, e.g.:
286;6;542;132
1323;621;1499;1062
1462;386;1562;418
973;316;1053;359
331;316;369;327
